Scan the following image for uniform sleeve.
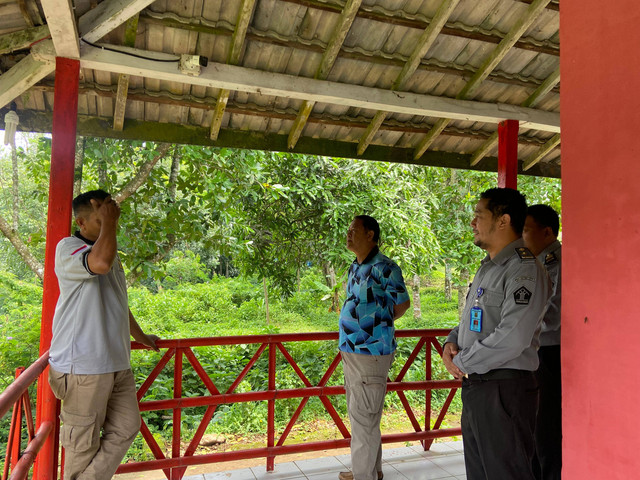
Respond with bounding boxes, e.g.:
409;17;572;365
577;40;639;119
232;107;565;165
382;263;410;305
445;325;459;346
55;238;96;281
453;262;550;374
542;259;561;332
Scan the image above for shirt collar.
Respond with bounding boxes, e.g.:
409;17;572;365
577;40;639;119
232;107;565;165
354;245;380;266
482;238;525;266
537;239;561;261
74;230;95;246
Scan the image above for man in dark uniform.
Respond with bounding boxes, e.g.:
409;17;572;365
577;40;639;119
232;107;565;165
523;204;562;480
442;188;550;480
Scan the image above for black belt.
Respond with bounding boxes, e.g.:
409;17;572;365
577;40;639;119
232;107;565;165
465;368;534;382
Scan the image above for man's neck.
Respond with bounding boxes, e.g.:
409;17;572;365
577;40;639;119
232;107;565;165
531;238;558;257
486;233;520;259
356;245;378;264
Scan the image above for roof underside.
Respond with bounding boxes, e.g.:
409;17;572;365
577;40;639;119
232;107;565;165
0;0;560;177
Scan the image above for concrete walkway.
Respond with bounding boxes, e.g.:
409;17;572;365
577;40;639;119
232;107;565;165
181;441;466;480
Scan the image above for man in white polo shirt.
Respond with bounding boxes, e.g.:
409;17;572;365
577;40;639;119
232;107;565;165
48;189;159;480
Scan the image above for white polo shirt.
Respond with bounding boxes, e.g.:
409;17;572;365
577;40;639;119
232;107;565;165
48;233;131;374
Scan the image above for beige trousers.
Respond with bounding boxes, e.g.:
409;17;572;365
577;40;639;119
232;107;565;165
342;351;394;480
49;368;141;480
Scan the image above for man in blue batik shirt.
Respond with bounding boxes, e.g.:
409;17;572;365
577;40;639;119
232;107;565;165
338;215;410;480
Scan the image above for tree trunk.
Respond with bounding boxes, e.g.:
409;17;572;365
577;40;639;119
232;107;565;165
412;273;421;318
0;214;44;280
97;138;107;186
114;143;172;203
11;144;19;230
263;277;270;325
457;268;470;321
323;262;340;312
73;136;84;198
444;261;452;301
168;146;180;201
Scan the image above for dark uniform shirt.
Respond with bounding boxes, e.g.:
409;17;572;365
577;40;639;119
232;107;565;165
538;240;561;347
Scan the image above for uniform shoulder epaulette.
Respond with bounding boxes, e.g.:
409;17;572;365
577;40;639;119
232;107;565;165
515;247;535;261
544;252;558;265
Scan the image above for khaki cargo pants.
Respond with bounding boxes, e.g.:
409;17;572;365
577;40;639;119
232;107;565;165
342;351;394;480
49;368;141;480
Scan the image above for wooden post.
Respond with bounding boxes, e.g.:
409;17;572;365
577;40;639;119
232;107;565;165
34;57;79;480
497;119;519;188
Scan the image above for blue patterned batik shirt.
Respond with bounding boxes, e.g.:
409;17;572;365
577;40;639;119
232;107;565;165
339;247;410;355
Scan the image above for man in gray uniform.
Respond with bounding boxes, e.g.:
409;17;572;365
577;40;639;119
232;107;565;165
48;190;159;480
523;204;562;480
442;188;550;480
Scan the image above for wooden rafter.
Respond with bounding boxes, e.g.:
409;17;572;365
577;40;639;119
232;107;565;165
523;133;560;171
0;25;50;55
470;66;560;166
357;0;460;155
287;0;362;149
70;42;559;132
413;0;552;160
112;15;139;132
278;0;559;55
40;0;80;58
78;0;158;43
209;0;257;141
0;52;55;109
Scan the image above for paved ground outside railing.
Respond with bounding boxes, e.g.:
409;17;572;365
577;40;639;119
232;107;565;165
177;441;467;480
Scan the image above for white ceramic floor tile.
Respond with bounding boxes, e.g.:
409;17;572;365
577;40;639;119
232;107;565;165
183;475;206;480
295;455;345;476
391;458;454;480
204;469;257;480
382;447;425;464
429;456;467;477
251;461;305;480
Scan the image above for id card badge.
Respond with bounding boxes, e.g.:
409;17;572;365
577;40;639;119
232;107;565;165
469;306;483;332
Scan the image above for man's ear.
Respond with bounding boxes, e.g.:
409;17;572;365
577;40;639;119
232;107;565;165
498;213;511;230
367;229;375;242
75;216;86;230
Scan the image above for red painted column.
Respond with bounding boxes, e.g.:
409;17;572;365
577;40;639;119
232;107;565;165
497;119;519;188
561;1;640;478
34;57;79;480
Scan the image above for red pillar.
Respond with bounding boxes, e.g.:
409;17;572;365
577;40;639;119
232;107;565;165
34;57;79;480
497;119;519;188
561;1;640;478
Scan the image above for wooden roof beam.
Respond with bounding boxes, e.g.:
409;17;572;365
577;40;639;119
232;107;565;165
78;0;158;43
209;0;257;141
470;66;560;166
523;133;560;171
0;25;50;55
73;42;560;133
287;0;362;149
413;0;552;160
1;110;560;178
40;0;80;58
357;0;460;155
0;50;55;109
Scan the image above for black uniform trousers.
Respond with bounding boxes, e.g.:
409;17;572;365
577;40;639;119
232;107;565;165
533;345;562;480
461;370;539;480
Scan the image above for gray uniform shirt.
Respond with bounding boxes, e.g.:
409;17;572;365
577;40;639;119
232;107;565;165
49;234;131;375
538;240;561;347
446;238;550;374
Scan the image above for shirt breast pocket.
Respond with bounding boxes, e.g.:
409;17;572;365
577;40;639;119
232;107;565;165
481;289;503;309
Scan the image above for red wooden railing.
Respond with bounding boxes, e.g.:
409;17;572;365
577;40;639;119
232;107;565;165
0;352;53;480
0;330;461;480
121;329;461;479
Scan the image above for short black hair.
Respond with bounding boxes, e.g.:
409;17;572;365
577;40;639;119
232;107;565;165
72;189;110;218
527;204;560;237
480;188;527;235
355;215;380;243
